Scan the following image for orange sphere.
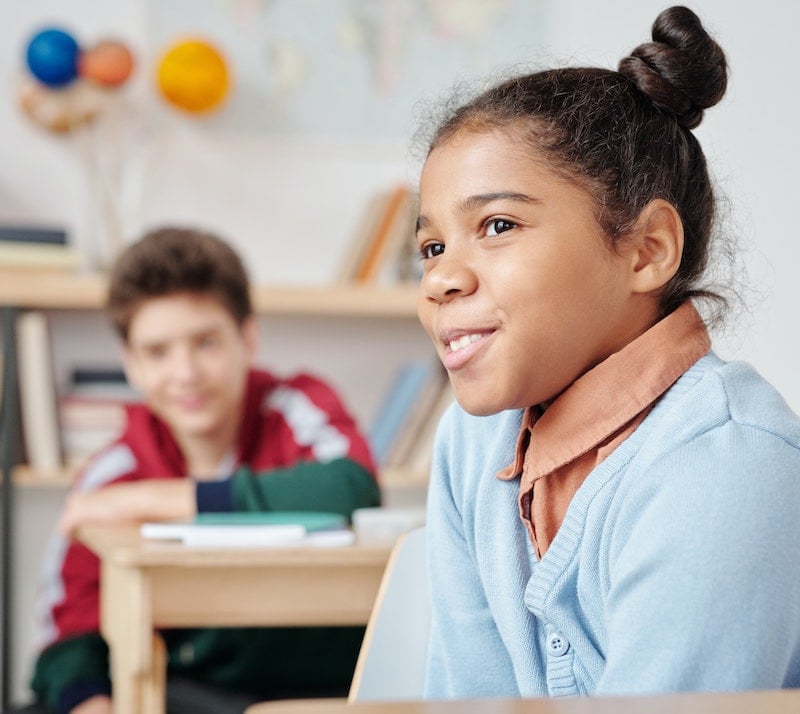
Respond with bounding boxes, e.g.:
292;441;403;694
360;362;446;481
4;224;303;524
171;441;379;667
79;40;135;88
157;39;229;114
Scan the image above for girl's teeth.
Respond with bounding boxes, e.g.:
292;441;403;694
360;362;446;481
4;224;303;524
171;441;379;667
449;334;481;352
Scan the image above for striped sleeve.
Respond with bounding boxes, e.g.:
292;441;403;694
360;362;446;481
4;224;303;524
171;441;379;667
264;373;377;475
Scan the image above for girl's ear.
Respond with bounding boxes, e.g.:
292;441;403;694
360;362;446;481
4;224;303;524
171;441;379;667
628;199;684;294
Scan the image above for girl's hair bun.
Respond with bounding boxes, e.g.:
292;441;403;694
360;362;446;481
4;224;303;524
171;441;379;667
618;5;727;129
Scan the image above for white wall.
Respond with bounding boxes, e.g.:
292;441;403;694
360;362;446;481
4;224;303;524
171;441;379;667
4;0;800;704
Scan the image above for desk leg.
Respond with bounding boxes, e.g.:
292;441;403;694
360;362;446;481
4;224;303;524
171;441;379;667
101;561;165;714
143;633;167;714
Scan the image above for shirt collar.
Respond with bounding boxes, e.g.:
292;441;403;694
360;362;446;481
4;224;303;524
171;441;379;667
497;301;711;482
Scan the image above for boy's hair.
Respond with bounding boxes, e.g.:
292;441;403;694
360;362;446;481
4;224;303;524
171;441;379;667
424;6;728;321
107;226;252;341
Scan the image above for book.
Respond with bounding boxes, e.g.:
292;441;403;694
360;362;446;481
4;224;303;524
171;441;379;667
336;190;395;284
365;189;418;285
140;511;354;548
68;367;139;400
0;225;67;245
71;367;128;383
0;242;81;270
368;359;441;466
16;311;63;474
354;185;414;283
384;363;448;468
403;380;456;474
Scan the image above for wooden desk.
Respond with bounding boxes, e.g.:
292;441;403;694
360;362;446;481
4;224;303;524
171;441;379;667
246;688;800;714
77;525;393;714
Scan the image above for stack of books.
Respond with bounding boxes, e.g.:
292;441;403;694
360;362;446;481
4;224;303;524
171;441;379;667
58;368;138;467
0;225;81;271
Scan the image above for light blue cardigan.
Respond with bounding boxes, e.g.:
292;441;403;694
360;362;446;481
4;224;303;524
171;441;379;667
424;352;800;698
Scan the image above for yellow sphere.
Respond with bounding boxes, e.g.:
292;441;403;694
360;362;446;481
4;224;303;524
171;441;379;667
157;39;229;114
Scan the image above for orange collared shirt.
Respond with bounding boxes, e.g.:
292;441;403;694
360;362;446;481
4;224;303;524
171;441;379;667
496;301;711;558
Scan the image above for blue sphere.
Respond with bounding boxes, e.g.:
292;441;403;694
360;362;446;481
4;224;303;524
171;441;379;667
25;27;80;87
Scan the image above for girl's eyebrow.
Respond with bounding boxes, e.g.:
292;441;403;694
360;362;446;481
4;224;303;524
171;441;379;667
416;191;541;233
460;191;542;212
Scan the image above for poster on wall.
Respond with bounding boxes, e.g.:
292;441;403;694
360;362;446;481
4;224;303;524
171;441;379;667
148;0;550;139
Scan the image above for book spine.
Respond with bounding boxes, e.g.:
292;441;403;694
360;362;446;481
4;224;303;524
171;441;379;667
368;360;437;465
354;185;410;283
16;311;63;475
404;381;455;473
0;226;67;245
384;364;448;468
0;243;80;270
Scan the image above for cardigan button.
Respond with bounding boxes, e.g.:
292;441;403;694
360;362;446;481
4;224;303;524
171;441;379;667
547;632;570;657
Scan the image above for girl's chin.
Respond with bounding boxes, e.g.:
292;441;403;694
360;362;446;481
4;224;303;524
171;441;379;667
452;389;509;418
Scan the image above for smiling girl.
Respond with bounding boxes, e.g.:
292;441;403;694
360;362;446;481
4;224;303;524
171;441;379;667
416;5;800;699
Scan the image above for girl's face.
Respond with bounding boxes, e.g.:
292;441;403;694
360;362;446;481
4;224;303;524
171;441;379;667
416;129;658;416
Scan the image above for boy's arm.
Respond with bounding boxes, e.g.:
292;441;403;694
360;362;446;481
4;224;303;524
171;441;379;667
193;374;381;518
58;457;379;537
196;457;381;519
58;479;195;536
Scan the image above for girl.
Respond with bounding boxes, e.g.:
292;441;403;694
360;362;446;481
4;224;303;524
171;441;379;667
416;5;800;699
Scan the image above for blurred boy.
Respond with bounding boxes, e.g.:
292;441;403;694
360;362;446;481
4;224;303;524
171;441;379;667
30;227;380;714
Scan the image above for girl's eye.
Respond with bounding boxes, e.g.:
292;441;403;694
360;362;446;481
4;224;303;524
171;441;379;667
485;218;516;237
419;242;445;260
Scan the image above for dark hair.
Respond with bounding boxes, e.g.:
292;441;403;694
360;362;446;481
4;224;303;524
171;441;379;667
427;5;728;319
107;226;252;341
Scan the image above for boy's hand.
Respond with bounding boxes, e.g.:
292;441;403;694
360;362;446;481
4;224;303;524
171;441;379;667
58;480;196;537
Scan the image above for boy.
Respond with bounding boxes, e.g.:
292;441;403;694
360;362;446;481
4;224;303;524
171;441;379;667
30;227;380;714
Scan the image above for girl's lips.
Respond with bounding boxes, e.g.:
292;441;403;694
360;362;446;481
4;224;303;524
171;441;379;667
441;330;494;370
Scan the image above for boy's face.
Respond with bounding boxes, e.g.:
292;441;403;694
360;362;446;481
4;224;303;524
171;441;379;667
416;129;657;416
123;292;257;448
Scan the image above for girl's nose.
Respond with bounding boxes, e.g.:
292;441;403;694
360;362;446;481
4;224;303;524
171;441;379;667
421;250;478;305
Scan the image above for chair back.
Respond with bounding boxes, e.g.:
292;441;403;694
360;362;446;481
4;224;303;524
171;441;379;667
348;526;429;702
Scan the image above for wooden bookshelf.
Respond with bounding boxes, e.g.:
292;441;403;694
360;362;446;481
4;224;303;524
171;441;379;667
0;269;420;317
1;272;429;489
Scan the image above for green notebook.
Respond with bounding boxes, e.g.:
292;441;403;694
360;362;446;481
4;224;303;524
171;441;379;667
141;511;351;547
192;511;346;530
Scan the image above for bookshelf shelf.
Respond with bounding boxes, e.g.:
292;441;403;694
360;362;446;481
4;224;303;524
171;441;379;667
9;464;76;488
9;465;427;490
0;270;420;317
